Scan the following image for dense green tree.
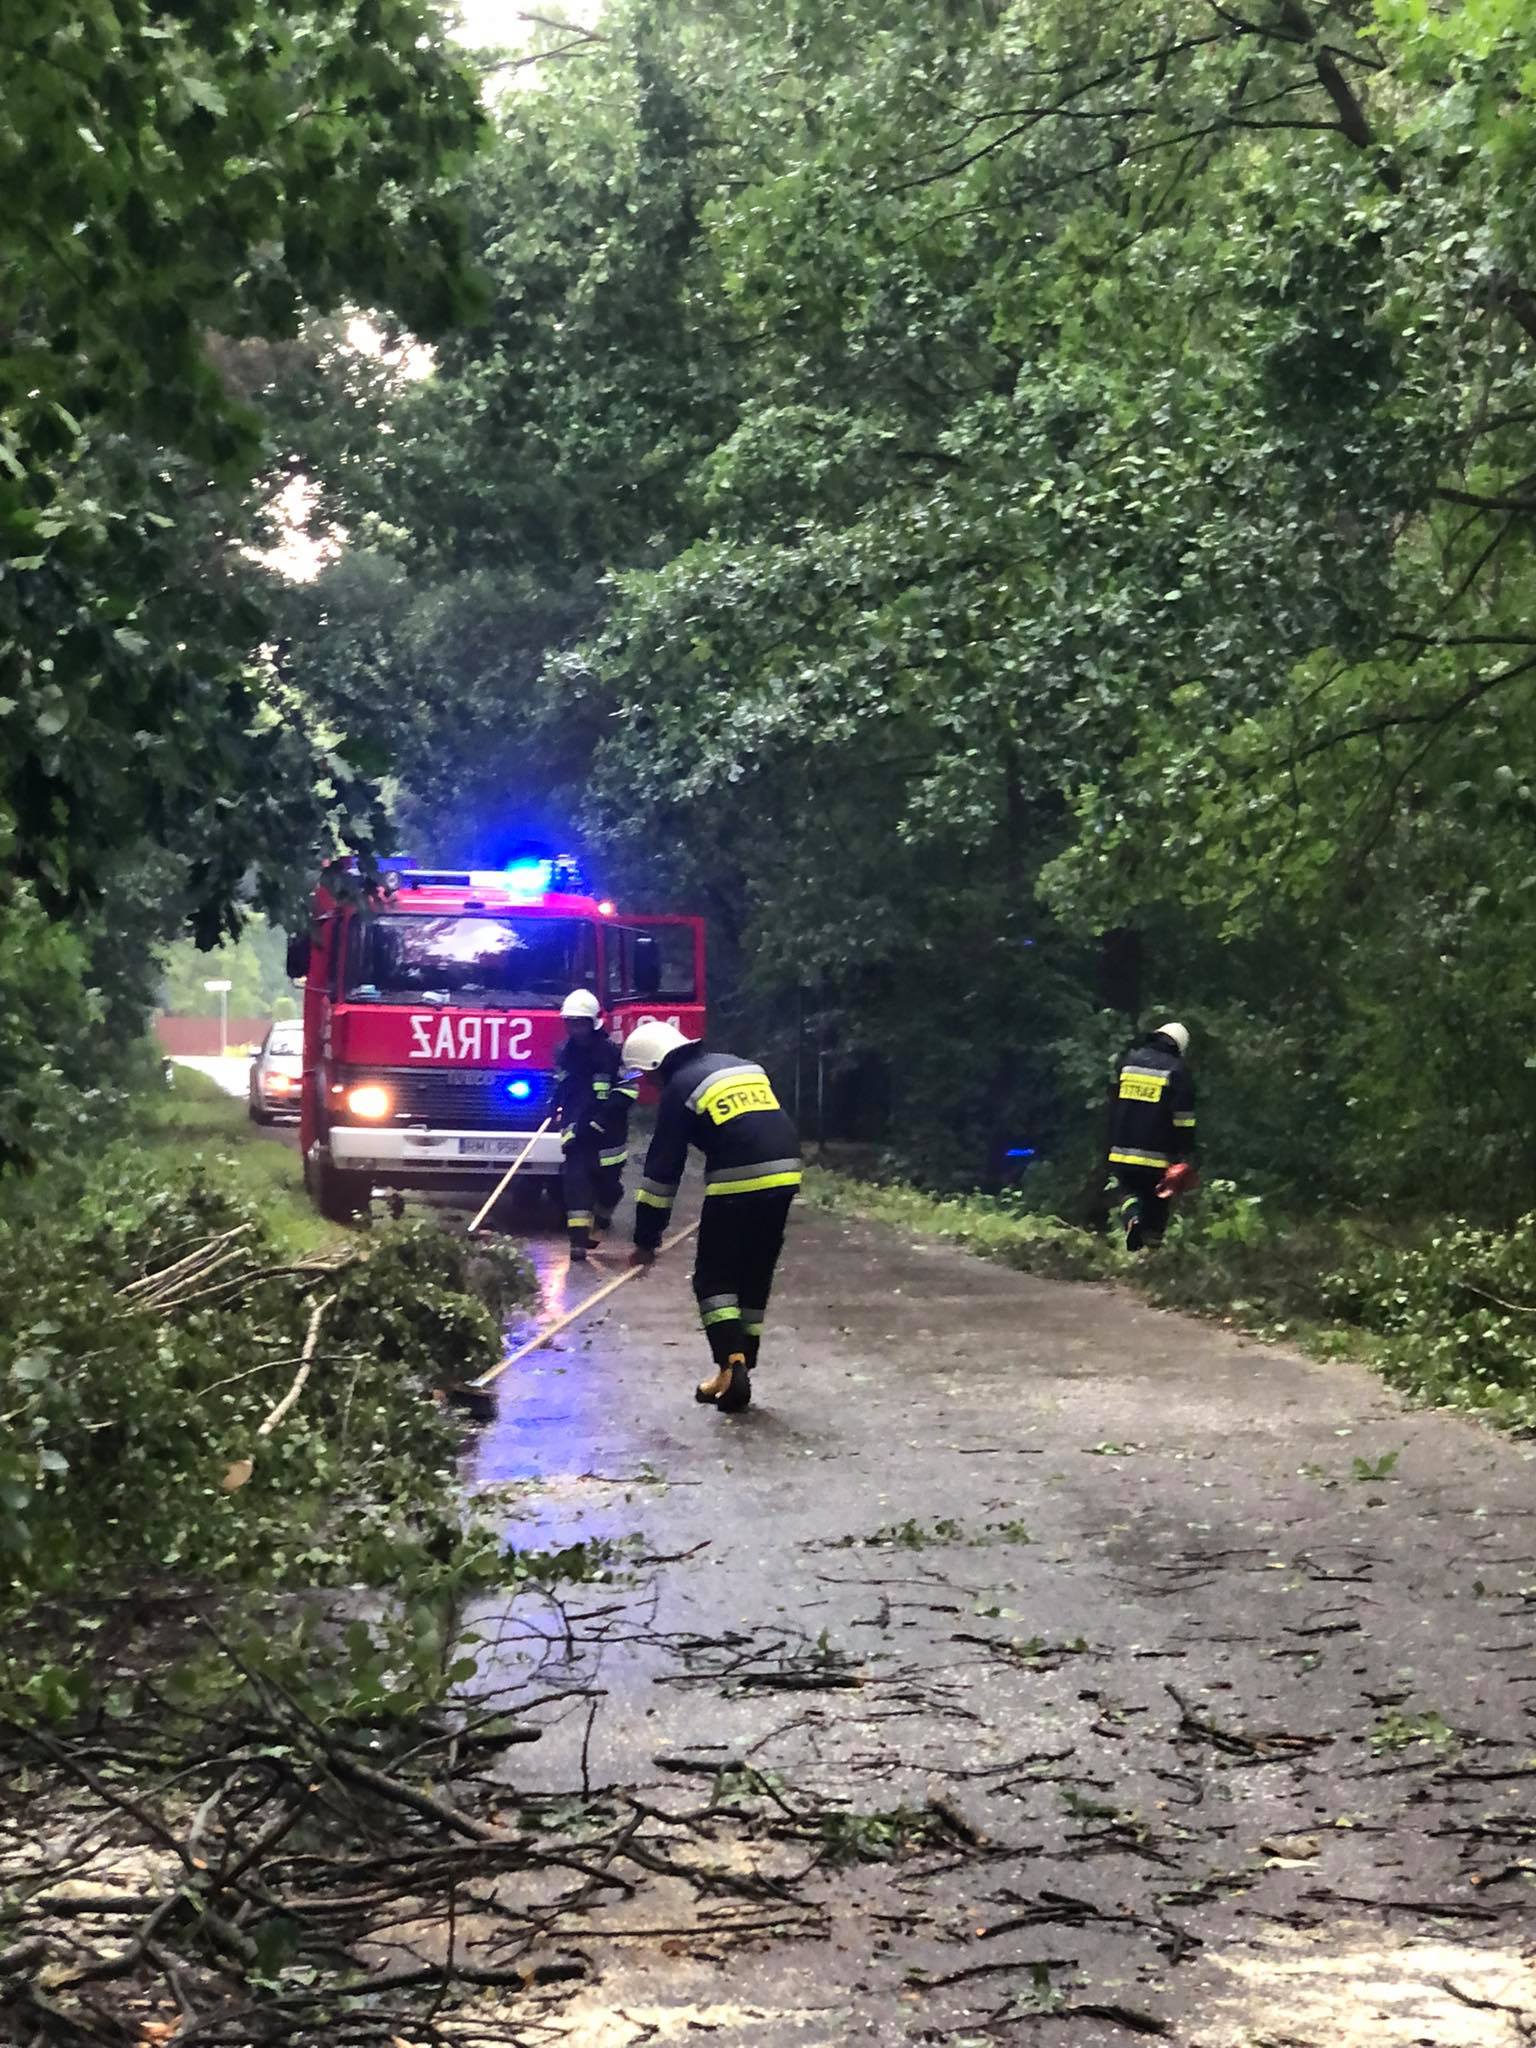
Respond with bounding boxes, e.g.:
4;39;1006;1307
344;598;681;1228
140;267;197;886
0;0;485;1166
293;0;1536;1208
276;24;737;867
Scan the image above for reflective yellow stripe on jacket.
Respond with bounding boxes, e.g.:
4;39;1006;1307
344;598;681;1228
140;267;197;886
703;1157;803;1197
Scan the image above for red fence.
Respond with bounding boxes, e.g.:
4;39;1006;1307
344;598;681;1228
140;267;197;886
154;1015;272;1057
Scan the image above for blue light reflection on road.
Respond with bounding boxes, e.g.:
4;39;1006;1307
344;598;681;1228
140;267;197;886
465;1219;640;1556
460;1186;700;1567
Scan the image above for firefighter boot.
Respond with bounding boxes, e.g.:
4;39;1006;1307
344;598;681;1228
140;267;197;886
697;1351;752;1413
568;1211;593;1262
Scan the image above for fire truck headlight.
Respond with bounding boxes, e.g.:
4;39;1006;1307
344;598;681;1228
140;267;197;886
345;1083;394;1121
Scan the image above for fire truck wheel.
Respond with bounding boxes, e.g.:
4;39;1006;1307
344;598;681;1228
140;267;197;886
309;1152;373;1224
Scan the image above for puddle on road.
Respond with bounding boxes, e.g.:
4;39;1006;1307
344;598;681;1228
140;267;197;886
461;1213;677;1559
468;1216;619;1486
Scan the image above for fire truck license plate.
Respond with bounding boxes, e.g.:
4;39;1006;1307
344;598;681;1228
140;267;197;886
459;1137;521;1157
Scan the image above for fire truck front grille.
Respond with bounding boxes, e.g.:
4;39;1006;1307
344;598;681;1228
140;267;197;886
349;1068;555;1131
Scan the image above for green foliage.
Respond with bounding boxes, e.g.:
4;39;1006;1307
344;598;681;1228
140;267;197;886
0;1130;535;1627
0;882;110;1170
1330;1215;1536;1428
816;1803;944;1866
0;0;485;1171
285;0;1536;1220
993;1635;1090;1668
1350;1449;1401;1483
829;1514;1032;1549
1132;1182;1361;1341
830;1516;964;1550
275;25;735;876
1369;1707;1455;1757
159;915;299;1023
132;1062;348;1257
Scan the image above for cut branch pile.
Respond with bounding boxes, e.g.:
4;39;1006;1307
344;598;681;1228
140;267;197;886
0;1624;880;2047
115;1228;352;1320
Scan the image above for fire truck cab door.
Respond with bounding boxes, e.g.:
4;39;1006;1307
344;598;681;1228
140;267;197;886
606;919;704;1041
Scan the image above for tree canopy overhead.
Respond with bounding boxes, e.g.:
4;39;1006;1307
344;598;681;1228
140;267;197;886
288;0;1536;1201
18;0;1536;1206
0;0;484;1168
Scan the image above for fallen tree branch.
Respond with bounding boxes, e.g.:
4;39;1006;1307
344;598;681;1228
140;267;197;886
222;1295;335;1491
257;1295;334;1439
116;1226;254;1299
324;1751;508;1844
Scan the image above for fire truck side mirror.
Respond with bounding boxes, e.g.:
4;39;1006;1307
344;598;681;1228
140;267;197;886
632;933;662;997
286;933;311;983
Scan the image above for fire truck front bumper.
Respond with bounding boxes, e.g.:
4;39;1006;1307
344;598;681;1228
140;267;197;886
327;1127;564;1178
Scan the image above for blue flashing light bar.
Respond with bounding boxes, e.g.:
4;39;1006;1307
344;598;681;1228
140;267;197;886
506;1078;533;1100
501;857;555;899
1004;1146;1036;1161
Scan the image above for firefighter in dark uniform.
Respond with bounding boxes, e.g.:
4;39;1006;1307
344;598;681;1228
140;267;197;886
552;990;623;1262
1107;1021;1196;1252
596;1060;639;1238
622;1022;800;1414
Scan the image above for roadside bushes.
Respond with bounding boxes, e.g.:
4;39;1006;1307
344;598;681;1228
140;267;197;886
0;1143;535;1621
1134;1179;1351;1339
1327;1217;1536;1431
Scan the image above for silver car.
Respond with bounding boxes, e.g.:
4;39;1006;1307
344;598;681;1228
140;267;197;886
248;1019;304;1123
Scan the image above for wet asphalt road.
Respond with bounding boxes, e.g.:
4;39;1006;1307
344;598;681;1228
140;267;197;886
446;1190;1536;2048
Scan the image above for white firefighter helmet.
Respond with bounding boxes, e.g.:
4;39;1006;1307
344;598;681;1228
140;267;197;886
1156;1021;1190;1056
622;1019;691;1072
560;988;603;1022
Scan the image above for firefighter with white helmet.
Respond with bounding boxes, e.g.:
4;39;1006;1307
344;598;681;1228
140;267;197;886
1106;1020;1198;1252
553;989;634;1260
622;1022;801;1415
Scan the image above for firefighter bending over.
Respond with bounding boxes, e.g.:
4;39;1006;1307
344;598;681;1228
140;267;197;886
553;990;635;1261
1107;1020;1197;1252
622;1023;801;1415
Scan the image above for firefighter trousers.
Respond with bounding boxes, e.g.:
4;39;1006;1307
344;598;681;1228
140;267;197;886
693;1188;795;1369
1109;1165;1169;1252
562;1134;603;1251
564;1133;626;1250
593;1156;624;1230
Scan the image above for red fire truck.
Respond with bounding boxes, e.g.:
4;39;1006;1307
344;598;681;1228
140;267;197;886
287;856;706;1222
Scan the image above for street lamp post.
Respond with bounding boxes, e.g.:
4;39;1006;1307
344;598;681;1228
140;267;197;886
203;978;233;1058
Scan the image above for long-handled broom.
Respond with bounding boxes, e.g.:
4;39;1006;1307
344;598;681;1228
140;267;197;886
466;1117;553;1236
443;1219;700;1418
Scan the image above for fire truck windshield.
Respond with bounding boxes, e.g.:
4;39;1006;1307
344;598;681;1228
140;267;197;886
344;914;597;1007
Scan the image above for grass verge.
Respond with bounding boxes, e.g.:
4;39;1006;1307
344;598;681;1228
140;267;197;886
141;1063;344;1257
802;1168;1110;1282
